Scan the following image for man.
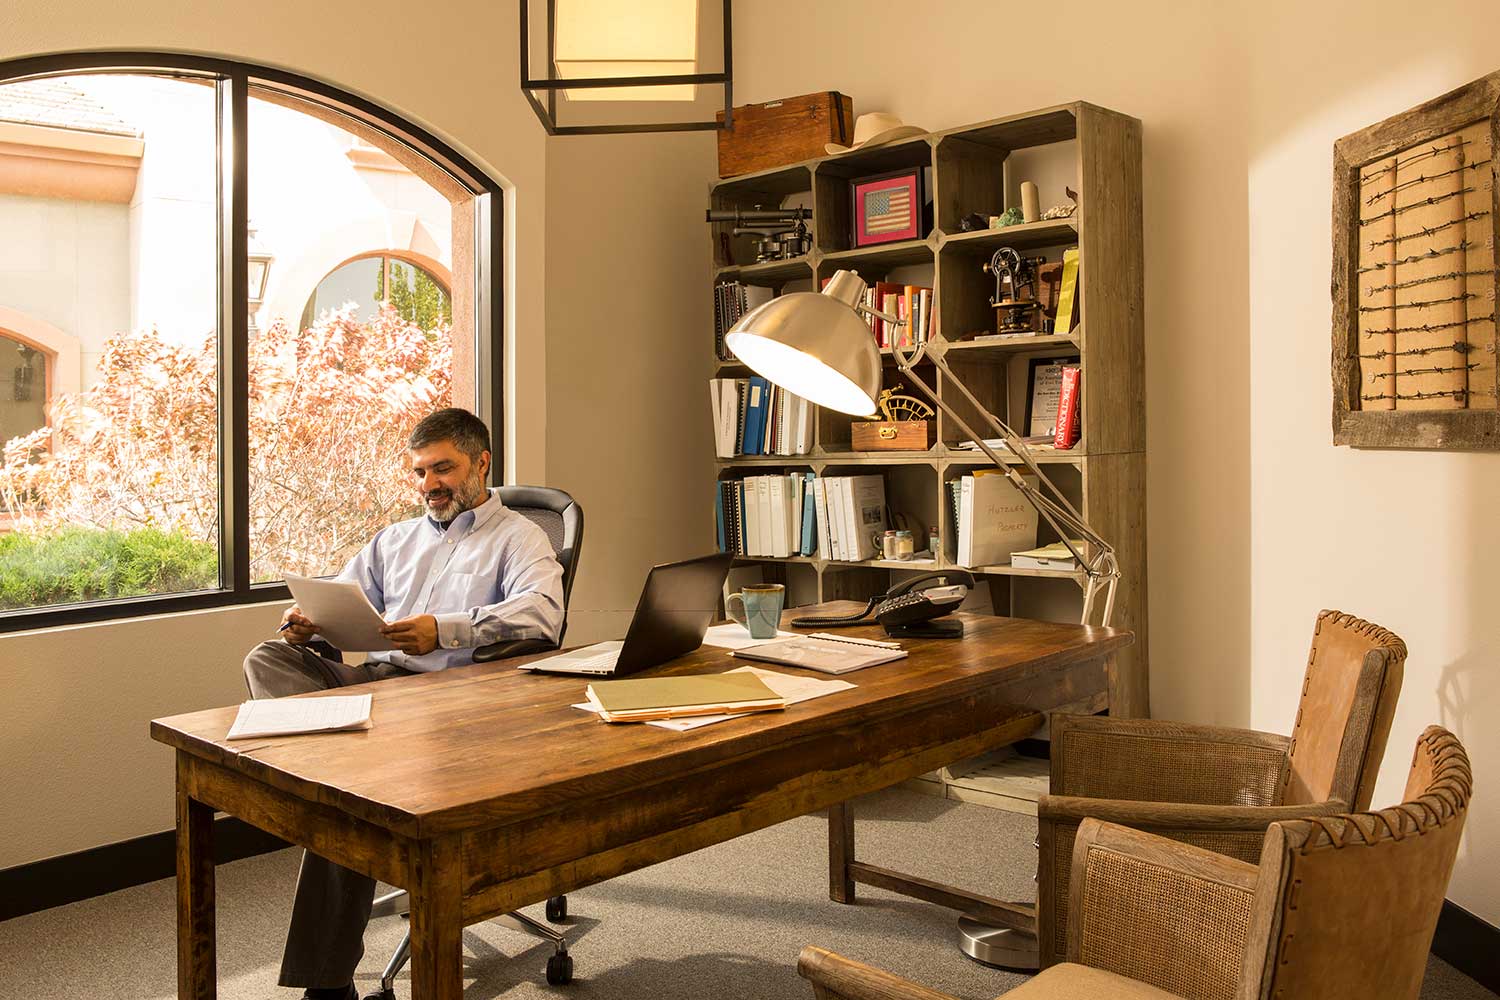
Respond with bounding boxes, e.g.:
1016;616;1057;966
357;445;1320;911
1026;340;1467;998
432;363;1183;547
243;407;564;1000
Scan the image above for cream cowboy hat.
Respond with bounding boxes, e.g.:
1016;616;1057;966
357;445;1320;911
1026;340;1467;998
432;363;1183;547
825;112;927;155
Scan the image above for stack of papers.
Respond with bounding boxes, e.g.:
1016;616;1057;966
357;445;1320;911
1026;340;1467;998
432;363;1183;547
1010;540;1082;571
732;634;907;675
226;694;373;740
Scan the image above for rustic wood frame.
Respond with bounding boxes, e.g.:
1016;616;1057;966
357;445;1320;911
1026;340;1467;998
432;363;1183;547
1332;71;1500;449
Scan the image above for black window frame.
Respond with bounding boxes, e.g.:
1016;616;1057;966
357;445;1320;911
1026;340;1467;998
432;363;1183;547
0;52;505;633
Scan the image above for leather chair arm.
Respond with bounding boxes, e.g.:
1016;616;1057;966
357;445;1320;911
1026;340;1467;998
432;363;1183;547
796;947;957;1000
1050;712;1292;806
1068;818;1259;998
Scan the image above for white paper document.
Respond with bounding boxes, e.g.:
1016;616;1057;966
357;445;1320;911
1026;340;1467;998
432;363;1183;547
700;623;796;650
573;666;853;731
226;694;373;740
284;574;399;652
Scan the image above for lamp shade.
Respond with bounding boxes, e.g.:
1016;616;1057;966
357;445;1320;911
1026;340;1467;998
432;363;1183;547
724;274;882;416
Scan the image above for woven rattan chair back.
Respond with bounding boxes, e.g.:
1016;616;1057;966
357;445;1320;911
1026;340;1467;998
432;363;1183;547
1243;727;1471;1000
1283;610;1406;809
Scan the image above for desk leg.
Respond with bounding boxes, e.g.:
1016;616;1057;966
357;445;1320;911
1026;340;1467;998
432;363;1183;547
408;839;463;1000
176;754;215;1000
828;801;855;904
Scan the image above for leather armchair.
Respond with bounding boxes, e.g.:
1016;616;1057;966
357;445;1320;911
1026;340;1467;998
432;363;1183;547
799;726;1470;1000
1036;609;1405;967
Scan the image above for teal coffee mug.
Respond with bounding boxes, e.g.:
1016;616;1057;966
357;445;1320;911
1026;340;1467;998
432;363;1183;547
726;583;785;640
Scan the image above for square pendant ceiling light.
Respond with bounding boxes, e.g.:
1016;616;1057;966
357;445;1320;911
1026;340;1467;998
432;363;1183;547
521;0;732;135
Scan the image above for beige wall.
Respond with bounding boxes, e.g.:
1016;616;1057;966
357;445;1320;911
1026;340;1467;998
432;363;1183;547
544;130;716;645
1243;1;1500;925
0;0;549;869
733;0;1498;925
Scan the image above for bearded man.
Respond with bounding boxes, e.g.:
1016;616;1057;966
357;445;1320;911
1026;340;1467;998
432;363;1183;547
241;406;564;1000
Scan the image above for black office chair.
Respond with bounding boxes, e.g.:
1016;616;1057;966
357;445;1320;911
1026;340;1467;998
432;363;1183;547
364;485;584;998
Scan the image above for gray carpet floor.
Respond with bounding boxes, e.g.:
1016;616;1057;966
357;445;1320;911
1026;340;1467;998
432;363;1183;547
0;787;1490;1000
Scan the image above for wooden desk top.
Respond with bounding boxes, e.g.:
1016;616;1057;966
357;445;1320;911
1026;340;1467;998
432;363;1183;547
151;603;1130;839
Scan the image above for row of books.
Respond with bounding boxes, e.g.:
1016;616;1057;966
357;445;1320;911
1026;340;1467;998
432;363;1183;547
716;474;888;561
710;377;814;458
842;280;934;349
713;281;773;362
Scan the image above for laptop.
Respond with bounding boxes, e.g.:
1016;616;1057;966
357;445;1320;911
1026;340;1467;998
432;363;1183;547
520;552;735;676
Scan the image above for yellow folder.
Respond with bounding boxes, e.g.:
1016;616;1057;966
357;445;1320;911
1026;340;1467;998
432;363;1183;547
586;672;786;723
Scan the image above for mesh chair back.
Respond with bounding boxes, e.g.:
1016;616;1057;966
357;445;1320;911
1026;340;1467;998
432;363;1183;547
1245;727;1470;1000
1284;610;1406;809
497;485;583;644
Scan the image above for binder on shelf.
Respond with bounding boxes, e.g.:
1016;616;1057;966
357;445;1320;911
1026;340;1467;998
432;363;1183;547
813;476;831;560
801;472;818;556
956;471;1039;568
769;475;789;558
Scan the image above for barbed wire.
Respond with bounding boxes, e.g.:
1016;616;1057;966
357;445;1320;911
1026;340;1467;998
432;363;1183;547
1364;159;1492;206
1366;210;1491;250
1363;312;1495;337
1364;268;1496;295
1367;362;1480;382
1357;292;1476;313
1359;341;1473;360
1360;139;1474;184
1358;240;1474;274
1360;186;1476;227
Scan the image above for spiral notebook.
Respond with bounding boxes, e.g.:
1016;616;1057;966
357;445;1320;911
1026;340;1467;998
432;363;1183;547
732;634;907;675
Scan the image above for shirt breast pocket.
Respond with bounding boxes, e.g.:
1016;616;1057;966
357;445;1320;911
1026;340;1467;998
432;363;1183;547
430;571;498;613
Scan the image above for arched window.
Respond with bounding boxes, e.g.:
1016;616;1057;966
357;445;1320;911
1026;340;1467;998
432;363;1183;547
0;53;503;628
301;252;453;332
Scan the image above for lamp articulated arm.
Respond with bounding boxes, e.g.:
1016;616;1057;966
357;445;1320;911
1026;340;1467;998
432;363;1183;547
864;305;1120;627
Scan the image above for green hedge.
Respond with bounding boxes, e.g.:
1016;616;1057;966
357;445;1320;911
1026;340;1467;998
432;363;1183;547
0;525;218;611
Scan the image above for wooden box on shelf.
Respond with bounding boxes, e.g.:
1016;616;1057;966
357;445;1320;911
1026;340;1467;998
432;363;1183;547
851;419;932;451
716;92;854;178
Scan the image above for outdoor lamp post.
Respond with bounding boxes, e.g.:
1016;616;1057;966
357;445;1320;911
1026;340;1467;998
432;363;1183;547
246;226;273;334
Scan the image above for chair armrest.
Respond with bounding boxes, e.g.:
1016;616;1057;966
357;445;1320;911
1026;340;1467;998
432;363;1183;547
472;637;558;663
1040;795;1348;831
796;947;958;1000
1050;713;1292;806
1068;818;1258;999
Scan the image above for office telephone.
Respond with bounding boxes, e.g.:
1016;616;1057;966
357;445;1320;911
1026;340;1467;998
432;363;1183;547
791;571;975;638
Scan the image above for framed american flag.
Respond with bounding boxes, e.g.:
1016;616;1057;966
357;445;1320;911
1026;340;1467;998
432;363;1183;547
851;167;925;247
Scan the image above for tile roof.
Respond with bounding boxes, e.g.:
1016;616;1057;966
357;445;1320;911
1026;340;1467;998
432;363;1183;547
0;78;141;137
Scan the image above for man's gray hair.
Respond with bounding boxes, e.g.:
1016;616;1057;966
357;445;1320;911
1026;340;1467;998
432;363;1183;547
408;408;491;460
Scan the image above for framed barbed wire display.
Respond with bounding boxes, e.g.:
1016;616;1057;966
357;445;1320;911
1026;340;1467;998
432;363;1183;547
1333;72;1500;448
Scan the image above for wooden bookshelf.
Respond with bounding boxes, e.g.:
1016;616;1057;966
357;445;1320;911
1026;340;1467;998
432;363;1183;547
708;101;1147;716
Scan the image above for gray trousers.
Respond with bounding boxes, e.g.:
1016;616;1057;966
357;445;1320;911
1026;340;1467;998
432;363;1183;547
242;640;413;989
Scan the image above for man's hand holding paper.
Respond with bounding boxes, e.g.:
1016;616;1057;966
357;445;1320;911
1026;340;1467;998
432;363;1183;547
380;615;439;655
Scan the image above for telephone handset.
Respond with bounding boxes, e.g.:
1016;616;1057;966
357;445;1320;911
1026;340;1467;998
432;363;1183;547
792;570;975;638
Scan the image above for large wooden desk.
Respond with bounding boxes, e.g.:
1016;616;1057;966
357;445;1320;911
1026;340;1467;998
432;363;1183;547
151;603;1134;999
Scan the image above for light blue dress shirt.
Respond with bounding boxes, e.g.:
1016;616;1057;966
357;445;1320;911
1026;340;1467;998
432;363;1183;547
336;488;565;673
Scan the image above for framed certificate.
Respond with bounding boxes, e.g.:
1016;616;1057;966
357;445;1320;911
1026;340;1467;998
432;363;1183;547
1024;354;1080;437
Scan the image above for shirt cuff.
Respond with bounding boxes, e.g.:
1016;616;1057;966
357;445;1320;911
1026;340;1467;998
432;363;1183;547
434;612;473;650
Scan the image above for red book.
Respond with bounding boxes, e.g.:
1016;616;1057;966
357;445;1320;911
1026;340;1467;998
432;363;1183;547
1054;366;1082;449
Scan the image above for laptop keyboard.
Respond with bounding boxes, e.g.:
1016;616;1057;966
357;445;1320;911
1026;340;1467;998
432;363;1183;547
567;649;622;672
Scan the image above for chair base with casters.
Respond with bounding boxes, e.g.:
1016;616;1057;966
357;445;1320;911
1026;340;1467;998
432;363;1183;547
363;890;573;998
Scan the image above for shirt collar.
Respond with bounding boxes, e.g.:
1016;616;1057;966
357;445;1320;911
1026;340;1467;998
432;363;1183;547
424;488;502;535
